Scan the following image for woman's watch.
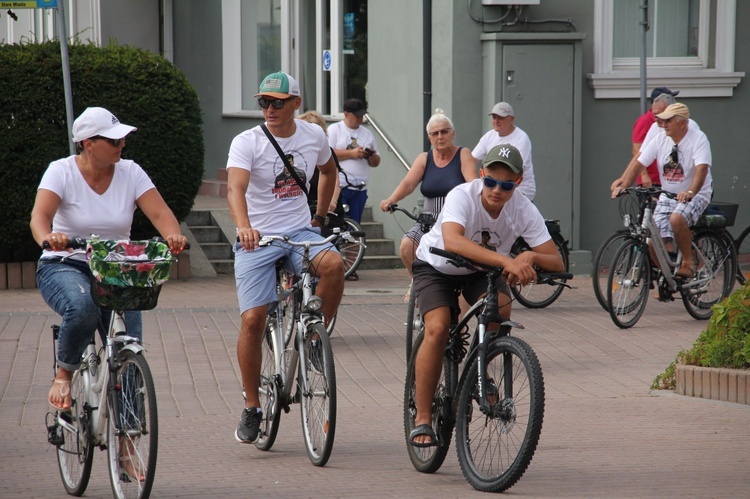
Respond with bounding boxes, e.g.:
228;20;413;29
687;190;694;198
313;214;327;226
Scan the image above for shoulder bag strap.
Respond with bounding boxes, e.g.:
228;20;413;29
260;123;309;197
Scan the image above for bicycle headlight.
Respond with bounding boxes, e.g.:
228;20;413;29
305;295;323;312
623;214;631;228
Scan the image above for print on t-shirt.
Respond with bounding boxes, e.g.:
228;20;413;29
347;137;360;150
273;153;308;200
474;229;498;252
662;155;685;183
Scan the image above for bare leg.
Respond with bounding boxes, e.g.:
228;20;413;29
400;237;418;276
312;249;345;327
671;212;694;275
237;305;267;408
413;306;451;445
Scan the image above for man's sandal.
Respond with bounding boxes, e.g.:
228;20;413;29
49;378;71;412
409;423;438;448
119;455;146;483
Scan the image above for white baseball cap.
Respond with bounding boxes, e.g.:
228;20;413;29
488;102;515;117
72;107;137;142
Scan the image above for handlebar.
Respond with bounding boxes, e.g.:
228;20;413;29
258;233;339;248
428;246;573;286
618;186;677;200
387;203;436;232
42;237;189;251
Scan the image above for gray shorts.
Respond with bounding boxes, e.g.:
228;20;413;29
653;194;710;238
412;259;510;316
233;227;338;314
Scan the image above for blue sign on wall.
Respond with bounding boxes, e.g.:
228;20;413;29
323;50;332;72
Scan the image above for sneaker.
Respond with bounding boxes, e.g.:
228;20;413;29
310;339;324;373
235;407;262;444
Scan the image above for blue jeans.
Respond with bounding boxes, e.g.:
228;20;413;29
36;260;142;371
341;187;367;224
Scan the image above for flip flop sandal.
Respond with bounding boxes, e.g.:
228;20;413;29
675;268;696;279
409;423;438;448
119;455;146;483
49;378;71;412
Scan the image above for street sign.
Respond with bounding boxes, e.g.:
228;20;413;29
323;50;332;72
0;1;58;8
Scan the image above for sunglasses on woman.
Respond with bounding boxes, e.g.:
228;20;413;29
91;136;125;147
258;96;294;110
482;176;516;191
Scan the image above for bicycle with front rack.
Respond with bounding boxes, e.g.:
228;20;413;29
251;232;338;466
607;186;737;328
403;246;572;492
46;237;184;499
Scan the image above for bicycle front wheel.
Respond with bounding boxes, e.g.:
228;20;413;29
106;349;158;499
404;281;421;362
299;322;336;466
56;369;94;496
256;316;282;451
511;234;569;309
337;218;366;279
607;239;651;329
455;335;544;493
682;232;734;320
592;230;630;311
403;331;456;473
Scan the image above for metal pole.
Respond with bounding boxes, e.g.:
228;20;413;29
56;0;75;155
639;0;649;114
422;0;432;153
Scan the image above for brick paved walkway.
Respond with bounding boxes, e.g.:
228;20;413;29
1;270;748;498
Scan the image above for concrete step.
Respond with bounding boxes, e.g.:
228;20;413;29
211;259;235;274
190;225;224;243
360;221;384;239
186;210;212;226
361;238;396;257
357;254;404;270
200;242;234;260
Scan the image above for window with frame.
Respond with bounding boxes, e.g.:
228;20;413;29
221;0;368;117
588;0;743;98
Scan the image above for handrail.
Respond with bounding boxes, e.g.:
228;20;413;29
364;113;411;171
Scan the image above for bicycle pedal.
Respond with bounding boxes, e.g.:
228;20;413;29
47;423;64;446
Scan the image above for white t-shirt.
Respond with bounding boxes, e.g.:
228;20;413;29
227;120;332;235
327;121;379;187
641;118;701;151
471;126;536;200
38;156;155;259
416;179;550;275
638;125;712;201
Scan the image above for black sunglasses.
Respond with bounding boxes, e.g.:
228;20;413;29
91;135;125;147
482;176;516;191
670;145;679;166
258;96;294;110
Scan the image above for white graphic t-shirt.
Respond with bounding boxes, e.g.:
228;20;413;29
471;126;536;200
416;179;550;275
227;120;332;235
638;125;712;201
327;121;378;188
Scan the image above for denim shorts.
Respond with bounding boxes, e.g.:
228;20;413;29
233;227;338;314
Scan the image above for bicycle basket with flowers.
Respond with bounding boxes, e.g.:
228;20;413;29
87;239;174;310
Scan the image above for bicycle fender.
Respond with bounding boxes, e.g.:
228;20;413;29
501;319;525;330
119;342;144;356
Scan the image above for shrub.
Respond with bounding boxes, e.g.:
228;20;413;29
652;281;750;389
0;41;204;261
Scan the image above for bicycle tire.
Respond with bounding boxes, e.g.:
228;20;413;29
299;322;336;466
403;331;456;473
592;230;630;312
511;234;569;309
735;225;750;285
337;218;366;279
106;349;158;499
404;281;420;362
55;369;94;497
455;335;544;493
256;317;282;451
681;232;734;320
607;239;651;329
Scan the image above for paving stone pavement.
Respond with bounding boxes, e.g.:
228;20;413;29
1;269;748;498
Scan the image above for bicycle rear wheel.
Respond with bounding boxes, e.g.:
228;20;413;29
337;218;366;279
107;349;158;499
735;225;750;285
403;331;456;473
299;322;336;466
404;281;421;361
607;240;651;329
455;335;544;493
55;369;94;496
511;234;569;309
256;316;282;451
682;232;734;320
592;230;630;311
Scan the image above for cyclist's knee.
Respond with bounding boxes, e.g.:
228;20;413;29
240;307;268;337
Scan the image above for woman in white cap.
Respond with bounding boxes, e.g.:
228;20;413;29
30;107;187;436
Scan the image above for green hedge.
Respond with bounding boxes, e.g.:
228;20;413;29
0;41;204;261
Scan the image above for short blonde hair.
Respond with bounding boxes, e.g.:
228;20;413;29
298;110;328;134
425;108;454;133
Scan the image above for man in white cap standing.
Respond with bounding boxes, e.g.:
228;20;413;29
611;103;712;279
225;71;345;444
471;102;536;200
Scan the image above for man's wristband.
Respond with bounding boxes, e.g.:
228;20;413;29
313;214;327;225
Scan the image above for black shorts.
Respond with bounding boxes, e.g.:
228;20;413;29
411;259;510;316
